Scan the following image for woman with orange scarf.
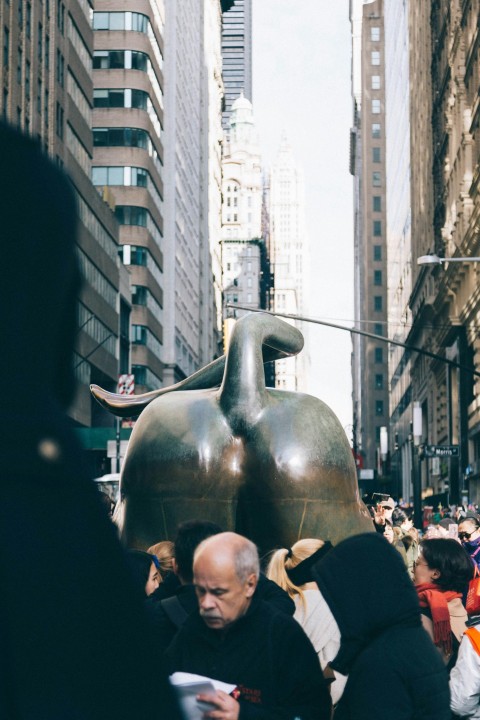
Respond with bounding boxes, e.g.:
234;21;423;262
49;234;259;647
414;538;473;669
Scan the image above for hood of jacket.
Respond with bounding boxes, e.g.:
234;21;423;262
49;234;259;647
312;532;421;674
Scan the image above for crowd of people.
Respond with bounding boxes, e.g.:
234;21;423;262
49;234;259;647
106;493;480;719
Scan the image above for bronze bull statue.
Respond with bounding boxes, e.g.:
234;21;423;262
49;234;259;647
91;313;372;552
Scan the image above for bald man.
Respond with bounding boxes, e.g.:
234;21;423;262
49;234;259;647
165;532;331;719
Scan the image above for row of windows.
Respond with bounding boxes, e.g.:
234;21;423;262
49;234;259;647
93;127;162;172
78;302;117;357
132;364;162;390
93;50;163;109
77;248;117;308
92;165;163;209
67;70;91;127
115;205;162;245
68;15;92;74
119;244;163;288
92;11;163;71
94;49;148;71
131;324;162;357
76;192;118;263
131;284;163;317
66;123;90;177
93;11;148;32
93;89;161;136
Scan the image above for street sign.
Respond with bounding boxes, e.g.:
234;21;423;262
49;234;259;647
118;373;134;395
423;444;459;458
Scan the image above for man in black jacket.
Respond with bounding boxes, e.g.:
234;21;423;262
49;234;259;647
312;532;451;720
166;531;331;719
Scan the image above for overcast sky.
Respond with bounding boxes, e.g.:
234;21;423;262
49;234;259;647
252;0;354;432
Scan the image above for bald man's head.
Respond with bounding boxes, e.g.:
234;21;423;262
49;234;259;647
193;532;259;630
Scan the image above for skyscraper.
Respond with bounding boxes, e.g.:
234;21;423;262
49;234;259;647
269;135;309;392
350;0;389;486
221;0;252;131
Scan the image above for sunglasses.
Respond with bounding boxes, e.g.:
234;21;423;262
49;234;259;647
459;530;478;540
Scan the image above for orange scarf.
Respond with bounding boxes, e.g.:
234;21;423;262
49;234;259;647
416;582;461;655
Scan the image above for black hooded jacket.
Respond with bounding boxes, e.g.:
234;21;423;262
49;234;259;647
312;533;451;720
0;124;181;720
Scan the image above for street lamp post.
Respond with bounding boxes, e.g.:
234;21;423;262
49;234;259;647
418;254;480;265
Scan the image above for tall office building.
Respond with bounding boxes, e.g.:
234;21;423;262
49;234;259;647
221;0;252;131
160;0;223;385
0;0;125;446
269;135;309;392
350;0;389;486
92;1;165;395
383;0;416;500
221;94;273;326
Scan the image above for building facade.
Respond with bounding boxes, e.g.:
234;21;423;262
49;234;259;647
350;0;389;485
221;0;252;131
0;0;125;444
269;135;309;392
406;0;480;506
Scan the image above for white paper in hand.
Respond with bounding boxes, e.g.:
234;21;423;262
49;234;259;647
170;672;237;720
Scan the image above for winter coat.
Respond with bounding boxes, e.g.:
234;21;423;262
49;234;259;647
312;532;451;720
294;588;347;705
450;623;480;718
165;594;332;719
462;537;480;570
0;123;181;720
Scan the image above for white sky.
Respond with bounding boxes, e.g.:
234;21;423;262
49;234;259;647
252;0;354;432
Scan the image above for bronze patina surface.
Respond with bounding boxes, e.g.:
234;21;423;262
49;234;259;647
91;313;372;552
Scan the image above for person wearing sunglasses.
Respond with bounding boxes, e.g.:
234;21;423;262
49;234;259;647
458;515;480;570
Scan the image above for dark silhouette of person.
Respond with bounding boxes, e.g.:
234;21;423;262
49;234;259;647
0;122;181;719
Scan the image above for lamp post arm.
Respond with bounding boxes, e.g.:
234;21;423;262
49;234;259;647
226;305;480;380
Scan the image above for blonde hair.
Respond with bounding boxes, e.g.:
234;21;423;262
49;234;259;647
266;538;325;608
147;540;174;580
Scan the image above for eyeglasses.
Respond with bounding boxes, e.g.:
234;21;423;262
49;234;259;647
459;531;477;540
413;559;428;569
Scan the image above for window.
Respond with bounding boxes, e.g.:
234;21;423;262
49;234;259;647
38;23;42;60
375;347;383;363
374;296;383;312
17;48;22;83
371;51;380;66
373;172;381;187
115;205;147;227
2;88;7;118
373;220;382;236
372;99;380;114
374;270;382;286
57;1;65;33
375;374;383;389
371;75;380;90
26;3;31;38
37;78;42;113
92;128;162;171
3;27;9;69
373;245;382;261
374;323;383;336
375;400;384;416
371;27;380;41
372;123;381;138
373;147;381;163
373;196;381;212
44;88;49;126
25;60;30;99
18;1;23;27
56;101;64;138
56;50;64;87
92;12;149;33
45;35;49;70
